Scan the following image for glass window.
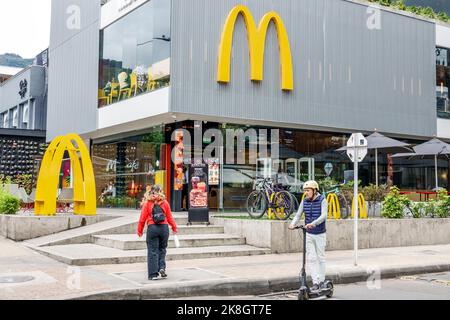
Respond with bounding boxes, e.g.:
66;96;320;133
22;103;29;126
92;126;166;208
12;108;18;128
1;113;8;128
436;47;450;119
98;0;171;108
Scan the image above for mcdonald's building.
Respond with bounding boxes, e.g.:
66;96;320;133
45;0;450;211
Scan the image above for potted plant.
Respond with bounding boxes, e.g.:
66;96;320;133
362;184;389;217
381;186;411;219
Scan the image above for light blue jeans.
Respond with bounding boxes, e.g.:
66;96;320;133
306;233;327;285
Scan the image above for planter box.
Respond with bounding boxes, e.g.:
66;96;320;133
0;214;115;241
211;217;450;253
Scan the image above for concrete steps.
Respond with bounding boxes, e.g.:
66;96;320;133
26;212;271;266
92;234;247;250
33;243;271;266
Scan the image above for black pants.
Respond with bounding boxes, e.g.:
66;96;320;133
146;224;169;278
182;184;188;210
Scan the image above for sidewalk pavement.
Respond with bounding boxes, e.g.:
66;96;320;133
1;235;450;300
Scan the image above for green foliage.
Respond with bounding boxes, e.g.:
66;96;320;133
102;196;139;208
381;186;410;219
434;189;450;218
318;177;339;193
0;179;20;215
405;189;449;219
410;202;425;218
338;180;362;205
392;0;406;11
0;174;36;196
362;184;389;203
367;0;450;23
0;175;13;186
0;193;20;215
15;174;33;194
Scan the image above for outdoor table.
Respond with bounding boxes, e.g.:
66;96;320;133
416;191;437;202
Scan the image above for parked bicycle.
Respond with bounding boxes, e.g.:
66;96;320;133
322;184;351;219
246;177;298;220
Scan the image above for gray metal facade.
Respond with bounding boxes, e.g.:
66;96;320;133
0;66;47;130
170;0;437;138
46;0;100;141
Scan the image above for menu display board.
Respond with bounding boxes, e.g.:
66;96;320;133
188;162;209;224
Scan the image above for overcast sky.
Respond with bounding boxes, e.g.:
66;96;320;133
0;0;52;58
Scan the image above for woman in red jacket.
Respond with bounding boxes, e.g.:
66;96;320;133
137;185;177;280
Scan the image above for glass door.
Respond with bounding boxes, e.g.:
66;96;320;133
299;157;315;182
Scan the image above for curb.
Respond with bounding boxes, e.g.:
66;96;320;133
68;263;450;300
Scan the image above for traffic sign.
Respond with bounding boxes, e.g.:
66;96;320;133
324;163;333;176
346;133;368;163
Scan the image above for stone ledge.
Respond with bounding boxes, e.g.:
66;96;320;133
0;214;115;241
211;217;450;253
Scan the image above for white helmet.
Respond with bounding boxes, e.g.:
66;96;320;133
303;180;319;191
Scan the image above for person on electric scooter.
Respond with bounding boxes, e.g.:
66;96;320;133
289;180;328;294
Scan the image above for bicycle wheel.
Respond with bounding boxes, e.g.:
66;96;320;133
338;194;350;219
247;190;267;219
274;191;295;220
283;192;299;220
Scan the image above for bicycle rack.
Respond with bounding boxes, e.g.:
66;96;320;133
351;193;368;219
326;193;341;220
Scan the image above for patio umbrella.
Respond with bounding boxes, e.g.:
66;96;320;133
336;132;412;186
392;138;450;190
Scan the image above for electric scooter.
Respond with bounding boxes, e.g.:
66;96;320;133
293;225;334;300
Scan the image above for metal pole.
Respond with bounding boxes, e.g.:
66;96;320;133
219;146;224;212
435;154;439;190
354;146;359;267
375;148;378;187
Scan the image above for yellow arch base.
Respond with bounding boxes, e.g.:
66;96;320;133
34;133;97;216
351;193;368;219
326;193;341;220
267;193;278;220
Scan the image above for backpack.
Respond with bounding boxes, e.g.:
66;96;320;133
152;203;166;224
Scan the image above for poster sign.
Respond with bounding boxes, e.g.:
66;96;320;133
207;158;219;186
173;130;184;191
188;161;209;224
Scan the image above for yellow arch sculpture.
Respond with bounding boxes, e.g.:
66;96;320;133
217;4;294;91
35;133;96;216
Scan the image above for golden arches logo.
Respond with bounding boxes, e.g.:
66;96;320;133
351;193;368;219
217;5;294;91
326;193;341;220
35;134;96;216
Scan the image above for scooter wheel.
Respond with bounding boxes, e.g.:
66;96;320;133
326;282;334;298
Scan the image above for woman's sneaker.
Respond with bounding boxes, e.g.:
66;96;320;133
159;269;167;278
148;274;160;281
